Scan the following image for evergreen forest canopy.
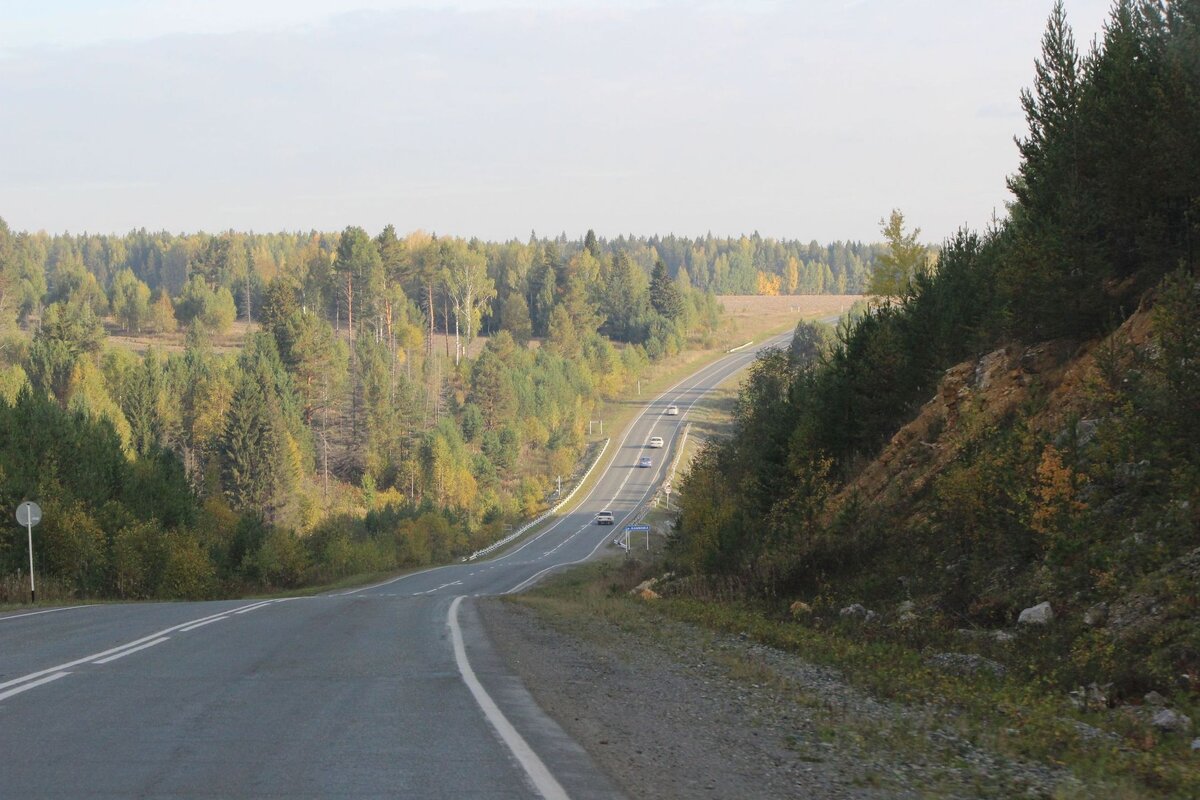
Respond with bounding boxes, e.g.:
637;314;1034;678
672;0;1199;698
0;198;887;599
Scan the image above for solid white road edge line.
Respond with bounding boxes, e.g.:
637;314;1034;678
448;596;570;800
0;605;98;623
0;672;70;702
92;637;169;664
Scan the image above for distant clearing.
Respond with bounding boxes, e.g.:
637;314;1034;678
719;294;860;341
105;320;252;355
100;295;861;357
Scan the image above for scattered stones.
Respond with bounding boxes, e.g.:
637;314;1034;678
1083;602;1108;627
897;600;916;614
481;599;1074;800
1075;418;1101;447
1068;682;1113;711
975;348;1009;389
838;604;877;622
1150;708;1192;734
1143;691;1167;707
1114;460;1151;486
1069;720;1121;743
1019;340;1074;375
1018;602;1054;625
926;652;1007;678
1191;737;1200;752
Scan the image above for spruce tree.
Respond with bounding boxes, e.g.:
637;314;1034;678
649;258;683;320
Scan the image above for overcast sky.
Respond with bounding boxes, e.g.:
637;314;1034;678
0;0;1113;243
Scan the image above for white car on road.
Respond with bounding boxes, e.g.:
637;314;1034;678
648;436;664;448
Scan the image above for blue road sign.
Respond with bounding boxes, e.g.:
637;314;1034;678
625;524;650;532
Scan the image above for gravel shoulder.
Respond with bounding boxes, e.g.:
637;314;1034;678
478;595;1075;800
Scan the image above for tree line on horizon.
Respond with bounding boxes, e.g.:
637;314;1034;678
0;227;882;334
0;218;736;600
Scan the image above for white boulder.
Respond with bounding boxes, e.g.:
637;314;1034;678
1018;601;1054;625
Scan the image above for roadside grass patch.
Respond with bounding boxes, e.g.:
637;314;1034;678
510;560;1200;799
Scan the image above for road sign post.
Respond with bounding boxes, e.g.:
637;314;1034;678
626;523;651;551
16;501;42;603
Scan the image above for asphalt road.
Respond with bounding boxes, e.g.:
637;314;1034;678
0;331;793;799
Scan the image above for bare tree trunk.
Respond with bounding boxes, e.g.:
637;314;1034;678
346;271;354;347
322;373;330;501
453;301;461;366
426;283;435;356
464;285;473;352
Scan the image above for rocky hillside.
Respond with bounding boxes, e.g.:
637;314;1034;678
818;280;1198;698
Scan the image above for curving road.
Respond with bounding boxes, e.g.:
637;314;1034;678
0;331;792;799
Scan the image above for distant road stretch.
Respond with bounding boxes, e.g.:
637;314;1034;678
0;330;793;799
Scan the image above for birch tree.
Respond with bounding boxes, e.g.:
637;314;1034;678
441;239;494;364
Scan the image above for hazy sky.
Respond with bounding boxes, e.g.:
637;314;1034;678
0;0;1113;243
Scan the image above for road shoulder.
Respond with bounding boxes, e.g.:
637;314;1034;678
478;590;1071;800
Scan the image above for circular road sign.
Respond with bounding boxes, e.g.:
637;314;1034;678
16;501;42;527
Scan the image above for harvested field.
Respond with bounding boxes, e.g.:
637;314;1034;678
719;293;859;318
98;295;862;357
717;294;861;343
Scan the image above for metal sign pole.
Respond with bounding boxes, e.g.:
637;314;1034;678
16;501;42;604
27;518;35;603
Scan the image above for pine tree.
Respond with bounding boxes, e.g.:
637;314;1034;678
499;292;533;344
583;229;601;260
334;226;382;346
1011;1;1081;209
649;258;683;320
221;372;276;517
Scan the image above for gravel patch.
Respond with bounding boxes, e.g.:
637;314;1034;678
478;599;1077;800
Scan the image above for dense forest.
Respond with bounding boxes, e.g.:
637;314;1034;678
673;0;1199;697
0;220;753;599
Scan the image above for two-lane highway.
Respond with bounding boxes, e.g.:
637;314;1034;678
0;331;793;799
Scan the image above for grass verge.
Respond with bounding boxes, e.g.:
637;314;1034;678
509;559;1200;799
